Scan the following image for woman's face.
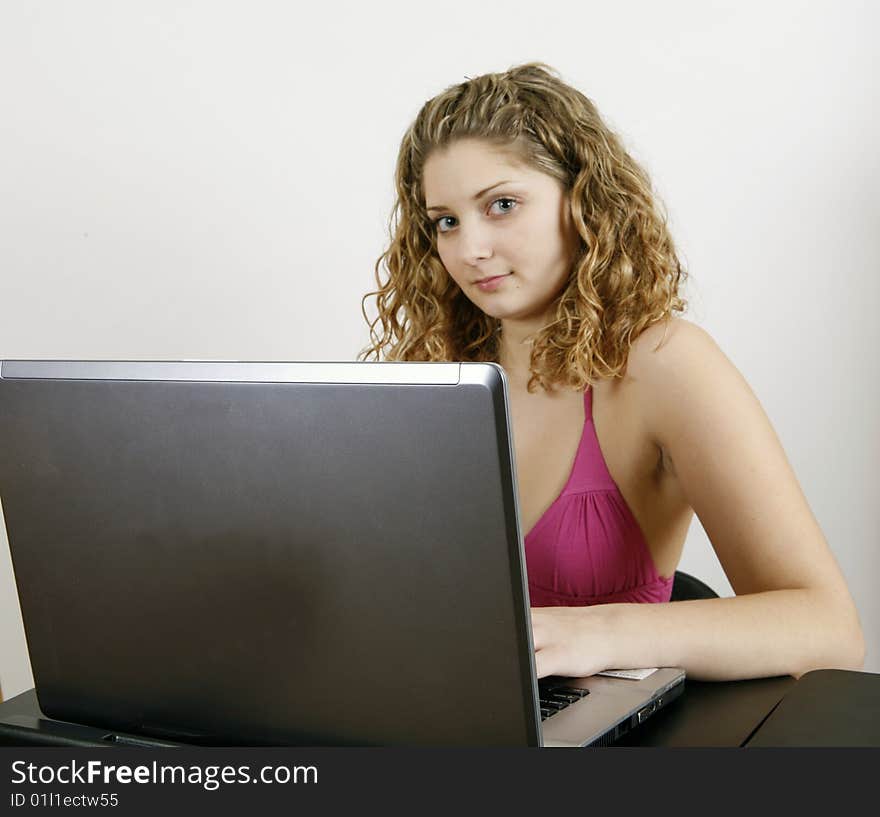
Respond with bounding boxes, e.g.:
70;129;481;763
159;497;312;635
422;138;580;325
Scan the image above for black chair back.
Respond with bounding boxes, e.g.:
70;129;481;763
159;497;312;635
670;571;719;601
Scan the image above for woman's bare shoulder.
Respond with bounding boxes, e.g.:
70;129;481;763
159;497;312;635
628;316;716;362
625;317;727;389
623;317;739;457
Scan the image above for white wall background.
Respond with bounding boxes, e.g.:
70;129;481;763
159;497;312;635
1;0;877;699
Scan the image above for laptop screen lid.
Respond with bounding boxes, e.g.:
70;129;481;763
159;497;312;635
0;360;543;745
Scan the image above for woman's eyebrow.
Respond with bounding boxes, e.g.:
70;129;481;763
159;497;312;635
425;180;518;213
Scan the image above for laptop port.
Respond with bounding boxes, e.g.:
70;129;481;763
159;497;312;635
637;703;656;724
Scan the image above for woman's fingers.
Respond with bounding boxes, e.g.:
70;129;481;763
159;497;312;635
530;606;607;679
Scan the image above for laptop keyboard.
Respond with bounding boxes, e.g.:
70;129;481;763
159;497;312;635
537;680;590;720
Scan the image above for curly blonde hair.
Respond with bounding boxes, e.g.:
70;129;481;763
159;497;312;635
358;62;688;393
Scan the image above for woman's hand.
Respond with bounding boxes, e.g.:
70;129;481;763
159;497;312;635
530;605;618;679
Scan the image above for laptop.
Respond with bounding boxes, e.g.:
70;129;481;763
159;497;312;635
0;359;684;747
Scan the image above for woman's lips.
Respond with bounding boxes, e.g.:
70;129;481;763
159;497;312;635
476;273;511;292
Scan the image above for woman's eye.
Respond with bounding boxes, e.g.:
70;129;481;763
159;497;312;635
490;197;517;215
434;198;517;233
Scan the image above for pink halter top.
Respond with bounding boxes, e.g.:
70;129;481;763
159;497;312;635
524;386;674;607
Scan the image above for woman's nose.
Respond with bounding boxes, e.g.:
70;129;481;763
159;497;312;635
459;222;493;265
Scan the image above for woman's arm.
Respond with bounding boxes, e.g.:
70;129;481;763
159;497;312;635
531;318;865;681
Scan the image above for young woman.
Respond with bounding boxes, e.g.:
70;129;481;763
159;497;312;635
358;62;865;682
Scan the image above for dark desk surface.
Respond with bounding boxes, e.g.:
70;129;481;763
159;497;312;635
0;676;800;747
